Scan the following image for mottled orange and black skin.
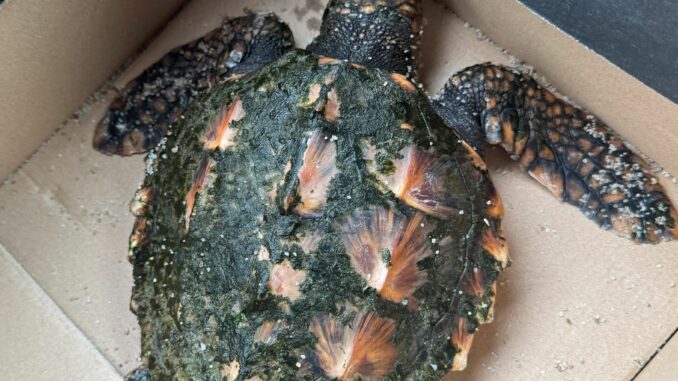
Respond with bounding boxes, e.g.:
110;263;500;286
434;64;677;243
307;0;423;79
99;1;677;380
93;12;293;156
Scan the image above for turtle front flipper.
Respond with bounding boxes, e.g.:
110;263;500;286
434;63;678;243
93;12;293;156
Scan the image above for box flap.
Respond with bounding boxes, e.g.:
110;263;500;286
0;0;184;180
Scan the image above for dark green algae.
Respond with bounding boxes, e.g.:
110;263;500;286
130;49;503;380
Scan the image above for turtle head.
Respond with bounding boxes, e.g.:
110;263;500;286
307;0;423;79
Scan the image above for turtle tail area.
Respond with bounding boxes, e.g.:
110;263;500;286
434;63;678;244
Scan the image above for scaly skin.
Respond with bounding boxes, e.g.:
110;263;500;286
94;13;293;156
307;0;423;79
129;50;505;380
434;64;678;243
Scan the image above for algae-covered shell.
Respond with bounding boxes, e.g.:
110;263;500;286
130;50;506;380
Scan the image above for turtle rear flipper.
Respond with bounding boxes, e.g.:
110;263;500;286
93;12;293;156
434;63;677;243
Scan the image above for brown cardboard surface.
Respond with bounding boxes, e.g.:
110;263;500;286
0;104;146;374
0;0;184;181
0;0;675;380
0;244;120;380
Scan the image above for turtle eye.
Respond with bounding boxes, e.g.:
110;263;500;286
482;110;503;145
484;119;502;144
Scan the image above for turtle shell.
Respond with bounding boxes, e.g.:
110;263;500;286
130;49;507;380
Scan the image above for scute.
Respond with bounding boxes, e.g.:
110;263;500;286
130;49;506;380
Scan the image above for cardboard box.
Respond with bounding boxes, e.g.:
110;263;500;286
0;0;676;379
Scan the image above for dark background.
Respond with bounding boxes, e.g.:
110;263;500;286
520;0;678;104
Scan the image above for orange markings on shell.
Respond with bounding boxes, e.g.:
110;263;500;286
479;227;509;268
486;186;505;218
220;360;240;381
200;97;245;151
130;217;149;253
400;122;414;131
462;268;486;296
311;314;354;378
390;73;416;92
304;84;322;107
319;56;340;65
184;158;213;233
451;317;475;371
282;230;323;253
340;207;432;303
368;144;461;218
299;231;323;252
224;73;246;82
254;320;280;344
257;245;270;261
462;269;497;323
324;67;340;85
461;141;487;171
294;130;338;217
130;187;154;217
310;312;397;380
269;260;306;301
324;88;341;122
486;282;498;323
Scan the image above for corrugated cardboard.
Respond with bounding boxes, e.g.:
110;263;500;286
0;0;184;180
0;244;120;380
0;0;675;379
636;334;678;381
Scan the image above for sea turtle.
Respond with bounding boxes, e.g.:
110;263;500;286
93;1;678;380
